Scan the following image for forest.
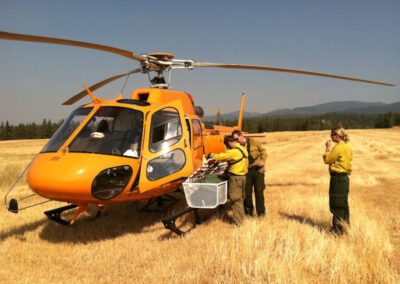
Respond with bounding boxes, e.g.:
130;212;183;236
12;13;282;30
209;112;400;133
1;112;400;140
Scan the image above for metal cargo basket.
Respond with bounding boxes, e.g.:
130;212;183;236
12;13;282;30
183;180;227;209
182;160;228;209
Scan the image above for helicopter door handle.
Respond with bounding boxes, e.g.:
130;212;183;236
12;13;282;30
184;139;187;148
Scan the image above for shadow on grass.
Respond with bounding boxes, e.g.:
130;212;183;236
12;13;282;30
2;195;233;243
279;212;330;232
0;219;47;241
38;200;180;244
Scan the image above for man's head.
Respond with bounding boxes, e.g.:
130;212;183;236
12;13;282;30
232;130;246;145
331;124;349;143
224;135;236;149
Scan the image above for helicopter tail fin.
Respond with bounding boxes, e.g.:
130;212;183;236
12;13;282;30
216;108;224;125
237;93;246;130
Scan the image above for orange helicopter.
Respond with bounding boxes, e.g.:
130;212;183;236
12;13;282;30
1;31;395;227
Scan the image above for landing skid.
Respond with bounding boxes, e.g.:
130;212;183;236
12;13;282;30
44;204;78;225
161;204;225;236
161;207;202;236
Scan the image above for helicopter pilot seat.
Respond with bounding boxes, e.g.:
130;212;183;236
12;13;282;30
94;119;112;153
97;119;110;134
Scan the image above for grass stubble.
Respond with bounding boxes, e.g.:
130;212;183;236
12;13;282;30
0;129;399;283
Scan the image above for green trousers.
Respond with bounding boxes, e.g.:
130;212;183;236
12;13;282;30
244;168;266;216
329;173;350;233
228;175;246;225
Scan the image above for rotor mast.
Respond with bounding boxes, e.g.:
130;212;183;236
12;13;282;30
143;53;194;89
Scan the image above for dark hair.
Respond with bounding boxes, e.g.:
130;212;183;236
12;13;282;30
224;135;235;146
231;130;242;137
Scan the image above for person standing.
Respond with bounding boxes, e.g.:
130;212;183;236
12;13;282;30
323;124;353;234
209;135;248;225
232;130;267;216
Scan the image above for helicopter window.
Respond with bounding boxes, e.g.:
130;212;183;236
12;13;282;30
41;107;93;153
149;107;182;153
146;149;186;181
68;107;143;158
192;119;203;149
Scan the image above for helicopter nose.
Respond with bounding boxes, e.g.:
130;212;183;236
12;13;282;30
27;153;140;203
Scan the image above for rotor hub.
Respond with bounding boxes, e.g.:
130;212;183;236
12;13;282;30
148;53;174;60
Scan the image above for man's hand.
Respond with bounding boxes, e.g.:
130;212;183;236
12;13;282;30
238;135;246;145
325;140;332;151
257;161;265;167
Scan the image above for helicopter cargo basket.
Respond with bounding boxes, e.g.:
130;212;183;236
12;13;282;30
182;160;228;209
183;180;227;209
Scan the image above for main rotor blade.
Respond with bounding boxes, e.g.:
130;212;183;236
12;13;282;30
193;62;395;87
0;31;145;62
62;68;142;105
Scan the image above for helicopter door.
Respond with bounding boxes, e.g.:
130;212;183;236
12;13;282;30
139;100;193;193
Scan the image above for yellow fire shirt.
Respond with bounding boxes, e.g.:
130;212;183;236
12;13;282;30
211;143;249;176
247;138;267;168
323;141;353;174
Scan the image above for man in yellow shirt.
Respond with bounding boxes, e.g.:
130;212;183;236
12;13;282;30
210;135;248;225
232;130;267;216
323;124;353;234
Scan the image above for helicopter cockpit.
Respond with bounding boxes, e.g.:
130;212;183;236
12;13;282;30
41;106;144;158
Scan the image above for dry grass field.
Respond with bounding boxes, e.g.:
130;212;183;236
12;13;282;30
0;128;399;283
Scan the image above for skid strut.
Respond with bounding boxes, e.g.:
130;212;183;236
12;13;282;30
44;204;78;225
161;207;202;236
140;194;180;213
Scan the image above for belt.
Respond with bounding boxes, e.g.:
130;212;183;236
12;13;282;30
249;166;262;170
330;172;347;176
229;172;245;176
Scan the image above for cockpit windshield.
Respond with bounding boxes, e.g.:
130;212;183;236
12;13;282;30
69;107;143;158
41;106;144;159
41;107;93;153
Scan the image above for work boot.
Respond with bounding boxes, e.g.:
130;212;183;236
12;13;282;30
329;227;344;236
244;208;254;216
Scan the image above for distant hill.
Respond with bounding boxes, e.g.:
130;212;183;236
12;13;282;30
343;102;400;114
265;101;387;116
204;101;400;121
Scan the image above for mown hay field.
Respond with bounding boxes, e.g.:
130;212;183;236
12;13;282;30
0;129;399;283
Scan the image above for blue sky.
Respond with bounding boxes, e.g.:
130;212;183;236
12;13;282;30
1;0;399;124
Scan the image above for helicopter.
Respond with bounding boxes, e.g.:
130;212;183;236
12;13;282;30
1;31;395;227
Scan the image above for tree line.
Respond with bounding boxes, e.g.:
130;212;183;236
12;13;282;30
215;112;400;133
1;112;399;141
0;119;63;140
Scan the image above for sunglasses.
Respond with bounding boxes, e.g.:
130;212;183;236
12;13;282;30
331;133;337;137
